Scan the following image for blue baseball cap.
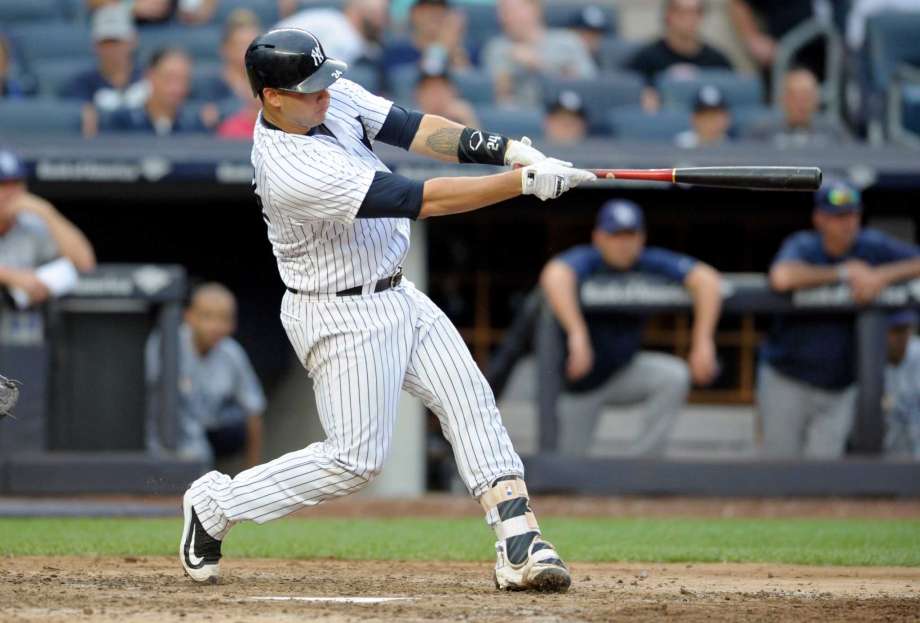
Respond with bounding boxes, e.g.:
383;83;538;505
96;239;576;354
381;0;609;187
888;309;918;328
0;149;25;183
815;179;862;214
596;199;644;233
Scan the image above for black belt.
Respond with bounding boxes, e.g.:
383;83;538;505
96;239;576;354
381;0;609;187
287;268;403;297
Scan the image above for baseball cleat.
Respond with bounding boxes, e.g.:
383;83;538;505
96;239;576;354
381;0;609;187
180;490;222;583
493;537;571;593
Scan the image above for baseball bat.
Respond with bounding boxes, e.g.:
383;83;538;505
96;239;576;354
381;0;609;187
590;166;822;191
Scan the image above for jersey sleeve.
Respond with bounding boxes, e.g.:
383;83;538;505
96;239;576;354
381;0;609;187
264;141;376;225
19;213;60;265
228;341;267;416
556;245;604;281
330;78;393;141
863;229;920;263
772;231;817;265
636;247;698;282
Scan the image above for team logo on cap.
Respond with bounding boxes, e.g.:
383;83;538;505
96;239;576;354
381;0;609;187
614;204;637;226
0;152;18;177
311;47;325;67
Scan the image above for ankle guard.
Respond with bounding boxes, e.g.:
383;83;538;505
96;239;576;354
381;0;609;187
480;478;540;565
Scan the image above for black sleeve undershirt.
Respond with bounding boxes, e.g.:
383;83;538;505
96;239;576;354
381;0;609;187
356;171;424;220
375;104;424;150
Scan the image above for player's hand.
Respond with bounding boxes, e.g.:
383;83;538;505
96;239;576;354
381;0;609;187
844;260;886;304
688;339;719;386
521;158;596;201
566;330;594;381
2;268;50;305
504;136;546;169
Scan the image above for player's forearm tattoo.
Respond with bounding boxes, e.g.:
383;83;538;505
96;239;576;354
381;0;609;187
425;127;462;156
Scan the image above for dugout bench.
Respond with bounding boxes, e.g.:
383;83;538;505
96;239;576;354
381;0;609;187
521;273;920;497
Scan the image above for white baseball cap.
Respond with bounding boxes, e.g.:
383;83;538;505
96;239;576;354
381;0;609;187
92;4;137;42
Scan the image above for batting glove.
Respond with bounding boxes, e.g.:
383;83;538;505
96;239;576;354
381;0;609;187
521;158;596;201
504;136;546;168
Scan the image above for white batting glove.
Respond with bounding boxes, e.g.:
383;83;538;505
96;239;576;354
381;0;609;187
504;136;546;168
521;158;596;201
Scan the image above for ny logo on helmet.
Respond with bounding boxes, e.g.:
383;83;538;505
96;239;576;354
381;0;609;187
311;47;325;67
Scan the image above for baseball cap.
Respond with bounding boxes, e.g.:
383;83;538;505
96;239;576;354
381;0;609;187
547;89;587;119
815;179;862;214
596;200;644;233
888;309;918;328
92;3;137;43
693;84;727;112
571;5;610;32
0;149;25;183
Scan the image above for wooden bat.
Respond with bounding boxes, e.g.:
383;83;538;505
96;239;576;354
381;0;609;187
590;166;822;191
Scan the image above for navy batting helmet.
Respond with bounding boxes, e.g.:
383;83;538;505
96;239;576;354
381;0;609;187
244;29;348;98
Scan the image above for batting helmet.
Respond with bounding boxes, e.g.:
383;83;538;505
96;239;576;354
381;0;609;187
245;29;348;98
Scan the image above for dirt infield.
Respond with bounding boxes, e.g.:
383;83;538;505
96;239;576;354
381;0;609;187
1;557;917;622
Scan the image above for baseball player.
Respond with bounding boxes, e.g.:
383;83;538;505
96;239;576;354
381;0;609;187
180;28;596;592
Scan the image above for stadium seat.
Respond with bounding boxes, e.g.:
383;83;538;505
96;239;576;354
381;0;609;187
57;0;89;22
0;99;84;135
388;66;494;107
607;106;691;142
10;22;93;65
31;59;96;98
544;2;617;35
189;61;225;101
656;70;764;110
345;63;381;93
731;106;784;136
0;0;64;23
541;72;644;132
211;0;280;27
902;84;920;136
137;25;222;65
598;37;641;71
459;4;501;55
477;106;543;138
865;11;920;94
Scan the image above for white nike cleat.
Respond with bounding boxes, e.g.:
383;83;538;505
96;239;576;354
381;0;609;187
493;537;571;592
180;490;222;583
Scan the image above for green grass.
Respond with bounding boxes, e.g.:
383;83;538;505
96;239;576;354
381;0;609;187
0;517;918;567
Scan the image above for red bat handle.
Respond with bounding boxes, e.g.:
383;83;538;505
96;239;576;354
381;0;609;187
591;169;675;182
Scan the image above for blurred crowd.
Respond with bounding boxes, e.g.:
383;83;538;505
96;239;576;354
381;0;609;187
0;0;918;146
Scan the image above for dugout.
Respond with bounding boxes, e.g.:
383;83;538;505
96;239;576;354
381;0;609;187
3;135;919;496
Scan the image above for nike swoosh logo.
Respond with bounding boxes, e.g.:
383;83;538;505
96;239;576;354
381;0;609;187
188;526;204;567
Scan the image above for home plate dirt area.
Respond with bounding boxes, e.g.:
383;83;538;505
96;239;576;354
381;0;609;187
1;557;918;622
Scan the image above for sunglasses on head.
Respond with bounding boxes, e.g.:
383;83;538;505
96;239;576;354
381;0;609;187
827;186;860;208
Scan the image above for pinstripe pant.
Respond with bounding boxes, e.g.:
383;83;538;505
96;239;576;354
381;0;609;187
191;282;523;539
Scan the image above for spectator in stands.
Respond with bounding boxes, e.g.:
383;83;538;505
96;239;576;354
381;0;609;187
0;36;30;100
483;0;596;107
0;150;96;311
413;57;478;126
760;179;920;459
146;282;266;470
884;309;920;459
569;5;612;67
217;96;261;140
728;0;823;87
200;9;264;121
745;67;849;147
86;0;217;25
540;200;722;457
543;89;588;146
65;5;148;116
275;0;389;66
675;84;732;148
627;0;732;113
382;0;471;74
101;48;217;135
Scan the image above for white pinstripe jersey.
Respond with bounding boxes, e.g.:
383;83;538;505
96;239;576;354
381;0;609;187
251;78;410;295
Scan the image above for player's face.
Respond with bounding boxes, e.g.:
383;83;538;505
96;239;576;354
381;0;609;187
784;71;819;127
149;53;191;109
593;229;646;270
544;111;587;145
814;210;861;256
692;108;730;144
274;89;332;130
185;293;236;353
95;38;135;71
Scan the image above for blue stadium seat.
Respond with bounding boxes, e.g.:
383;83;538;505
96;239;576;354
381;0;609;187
865;12;920;94
345;63;381;93
189;60;225;101
459;4;501;55
10;22;93;65
477;106;543;138
656;70;764;110
387;64;419;105
211;0;280;27
138;25;222;65
541;72;644;132
0;99;84;135
598;37;641;71
902;84;920;136
731;106;784;137
544;3;617;35
608;106;691;142
0;0;64;23
57;0;90;21
32;59;96;98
